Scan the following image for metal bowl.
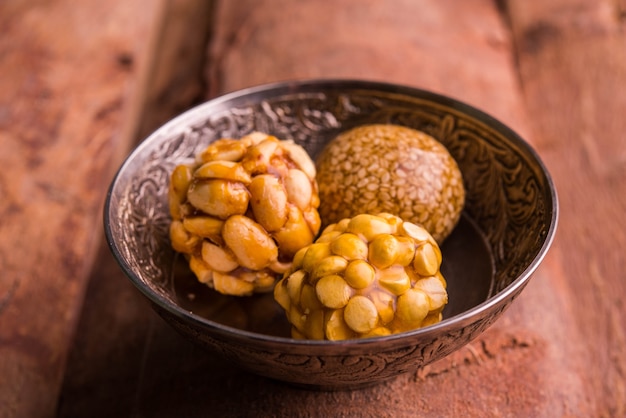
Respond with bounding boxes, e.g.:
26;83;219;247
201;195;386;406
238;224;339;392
104;79;558;390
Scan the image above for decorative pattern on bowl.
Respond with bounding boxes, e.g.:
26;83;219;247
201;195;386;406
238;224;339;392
105;80;557;389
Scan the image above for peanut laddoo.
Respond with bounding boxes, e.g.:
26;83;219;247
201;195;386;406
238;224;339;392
168;132;321;296
274;213;448;340
316;124;465;243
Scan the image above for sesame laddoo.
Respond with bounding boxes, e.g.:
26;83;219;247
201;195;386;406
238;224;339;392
316;124;465;243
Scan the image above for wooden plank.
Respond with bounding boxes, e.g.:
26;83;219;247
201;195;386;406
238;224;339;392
59;0;595;416
136;0;215;140
0;1;165;416
506;0;626;415
207;0;532;139
205;0;590;416
57;2;215;416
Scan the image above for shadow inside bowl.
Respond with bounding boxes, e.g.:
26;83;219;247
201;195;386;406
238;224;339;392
172;213;494;337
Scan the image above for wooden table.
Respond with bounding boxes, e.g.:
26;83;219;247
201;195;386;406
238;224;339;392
1;0;624;416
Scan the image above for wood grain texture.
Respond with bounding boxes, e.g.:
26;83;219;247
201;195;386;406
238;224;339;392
203;1;590;416
0;1;164;416
135;0;214;141
207;0;532;140
58;0;601;416
57;2;214;415
506;0;626;415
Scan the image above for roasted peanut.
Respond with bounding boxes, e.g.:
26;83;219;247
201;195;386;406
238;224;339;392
282;140;316;180
302;207;322;236
249;174;288;232
201;241;238;273
187;179;249;219
252;271;276;292
198;138;248;162
242;137;279;174
268;259;291;274
182;216;223;244
222;215;278;270
169;164;193;218
194;161;251;184
245;131;268;146
189;255;212;284
273;205;316;258
284;168;313;210
334;218;351;233
435;271;447;288
169;220;200;254
212;271;255;296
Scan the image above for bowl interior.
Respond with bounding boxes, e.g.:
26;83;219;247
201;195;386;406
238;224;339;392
105;80;556;342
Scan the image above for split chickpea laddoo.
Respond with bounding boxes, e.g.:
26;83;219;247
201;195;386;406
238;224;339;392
274;213;448;340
